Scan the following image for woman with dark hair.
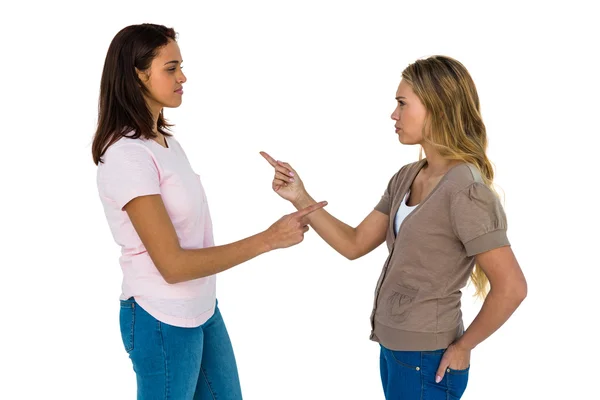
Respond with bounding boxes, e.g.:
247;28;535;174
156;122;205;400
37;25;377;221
93;23;326;399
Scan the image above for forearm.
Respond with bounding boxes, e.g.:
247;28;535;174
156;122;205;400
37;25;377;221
166;232;271;283
292;192;358;259
455;288;525;350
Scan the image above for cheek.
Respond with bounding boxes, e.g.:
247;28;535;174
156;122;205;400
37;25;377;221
407;110;425;131
402;110;415;129
151;76;173;94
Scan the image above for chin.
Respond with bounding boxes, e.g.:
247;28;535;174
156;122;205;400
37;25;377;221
164;100;183;108
398;136;417;145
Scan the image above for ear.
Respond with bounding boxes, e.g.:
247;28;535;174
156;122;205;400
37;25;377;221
135;67;150;84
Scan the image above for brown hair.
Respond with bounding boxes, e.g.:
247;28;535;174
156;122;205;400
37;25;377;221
92;24;177;165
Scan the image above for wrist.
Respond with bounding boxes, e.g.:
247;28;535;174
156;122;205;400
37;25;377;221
292;191;313;209
256;231;275;253
454;337;475;351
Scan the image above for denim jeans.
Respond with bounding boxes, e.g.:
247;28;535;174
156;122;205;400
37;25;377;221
120;298;242;399
380;345;469;399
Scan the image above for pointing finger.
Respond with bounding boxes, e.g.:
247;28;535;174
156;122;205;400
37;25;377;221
294;201;328;218
260;151;278;167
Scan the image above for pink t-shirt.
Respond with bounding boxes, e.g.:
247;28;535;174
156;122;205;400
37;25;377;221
97;135;216;327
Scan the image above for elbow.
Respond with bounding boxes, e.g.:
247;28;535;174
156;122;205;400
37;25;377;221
158;265;180;284
503;279;527;305
492;279;527;305
513;272;528;303
344;231;368;261
163;273;180;285
155;250;184;285
344;248;361;261
516;279;528;303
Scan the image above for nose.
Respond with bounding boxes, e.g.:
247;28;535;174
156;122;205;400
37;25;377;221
391;105;400;121
178;70;187;84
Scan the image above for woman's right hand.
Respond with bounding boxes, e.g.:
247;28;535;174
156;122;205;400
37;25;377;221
263;201;328;250
260;151;307;204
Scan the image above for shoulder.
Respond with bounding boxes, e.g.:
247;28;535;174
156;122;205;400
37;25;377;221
98;136;159;178
445;164;501;211
445;163;487;192
102;136;155;160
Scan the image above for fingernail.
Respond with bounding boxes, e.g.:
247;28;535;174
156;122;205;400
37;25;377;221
435;376;442;383
289;171;294;176
290;178;295;182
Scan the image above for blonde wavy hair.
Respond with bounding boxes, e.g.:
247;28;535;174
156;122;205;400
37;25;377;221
402;55;495;299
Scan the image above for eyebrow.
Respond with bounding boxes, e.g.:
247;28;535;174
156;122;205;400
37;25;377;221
395;96;406;100
164;60;182;66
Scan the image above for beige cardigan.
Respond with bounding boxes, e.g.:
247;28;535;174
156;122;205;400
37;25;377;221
370;159;510;351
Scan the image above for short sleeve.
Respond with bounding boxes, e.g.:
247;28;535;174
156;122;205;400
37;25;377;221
97;144;161;210
374;176;394;215
450;183;510;256
375;166;409;215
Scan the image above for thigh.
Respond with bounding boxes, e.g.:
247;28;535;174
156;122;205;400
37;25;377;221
381;347;423;399
445;366;469;400
420;350;469;400
380;347;470;400
194;304;242;400
380;346;389;395
121;298;205;400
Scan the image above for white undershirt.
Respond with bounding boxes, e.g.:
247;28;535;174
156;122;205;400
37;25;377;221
394;191;418;236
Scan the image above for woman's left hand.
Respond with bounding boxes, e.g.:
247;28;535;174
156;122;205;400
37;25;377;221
435;343;471;383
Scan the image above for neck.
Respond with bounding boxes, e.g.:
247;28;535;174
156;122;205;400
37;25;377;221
147;100;162;135
421;144;459;176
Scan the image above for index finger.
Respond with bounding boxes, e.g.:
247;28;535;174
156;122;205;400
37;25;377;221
294;201;328;218
259;151;278;167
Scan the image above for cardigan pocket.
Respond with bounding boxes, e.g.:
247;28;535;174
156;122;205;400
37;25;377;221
383;284;419;323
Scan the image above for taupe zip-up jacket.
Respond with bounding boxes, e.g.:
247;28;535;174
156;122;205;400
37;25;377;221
370;159;510;351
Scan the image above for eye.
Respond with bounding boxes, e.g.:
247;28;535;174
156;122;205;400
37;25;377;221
398;100;406;106
167;65;183;72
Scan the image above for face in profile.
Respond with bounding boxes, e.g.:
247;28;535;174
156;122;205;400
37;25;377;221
138;39;187;110
391;79;427;145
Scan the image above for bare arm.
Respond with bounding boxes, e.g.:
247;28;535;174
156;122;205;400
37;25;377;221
434;245;527;381
125;194;327;284
292;192;388;260
260;151;388;260
455;245;528;350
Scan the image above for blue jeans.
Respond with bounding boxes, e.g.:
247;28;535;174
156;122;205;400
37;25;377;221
120;298;242;400
380;345;469;399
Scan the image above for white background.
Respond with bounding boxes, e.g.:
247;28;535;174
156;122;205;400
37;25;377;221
1;1;598;399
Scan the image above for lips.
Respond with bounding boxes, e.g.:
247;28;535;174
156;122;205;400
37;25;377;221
175;87;184;94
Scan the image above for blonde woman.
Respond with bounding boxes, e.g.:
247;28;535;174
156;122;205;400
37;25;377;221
261;56;527;399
